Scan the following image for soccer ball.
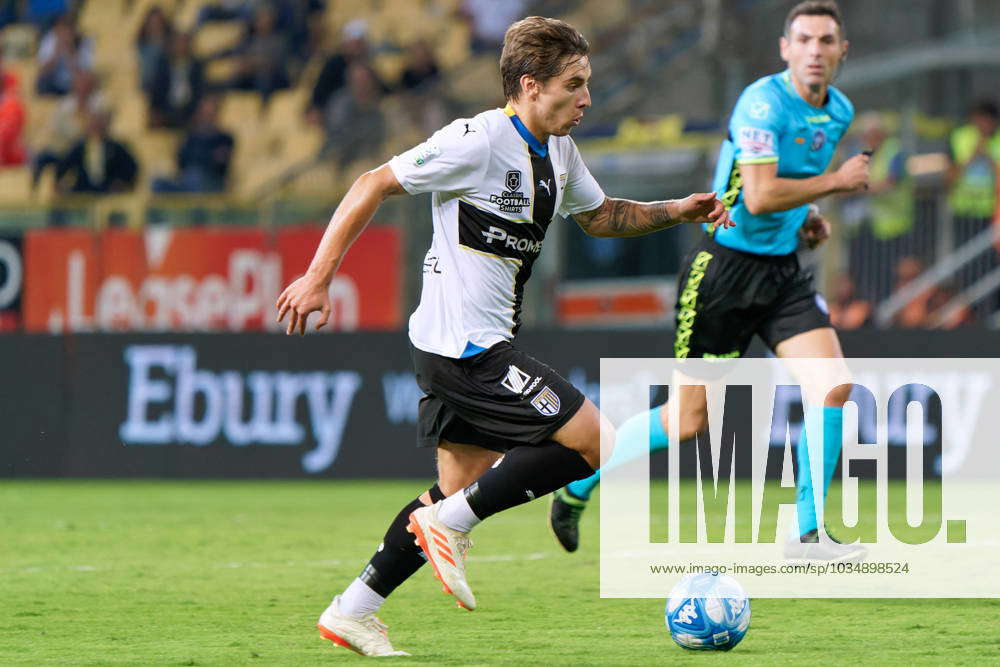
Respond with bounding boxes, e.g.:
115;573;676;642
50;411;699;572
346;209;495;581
665;573;751;651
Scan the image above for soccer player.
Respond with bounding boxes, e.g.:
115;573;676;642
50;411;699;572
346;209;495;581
276;17;733;657
550;0;872;563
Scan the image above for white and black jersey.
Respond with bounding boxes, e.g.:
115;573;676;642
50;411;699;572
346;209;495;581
389;105;605;359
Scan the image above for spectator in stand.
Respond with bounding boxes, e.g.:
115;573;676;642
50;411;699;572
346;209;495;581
35;14;94;96
398;40;447;136
321;62;384;168
947;100;1000;317
460;0;528;54
226;4;291;100
56;108;138;194
827;273;870;330
148;32;204;129
32;69;106;183
307;19;386;125
400;40;440;92
948;100;1000;228
136;6;175;94
271;0;326;62
0;52;26;167
153;95;234;193
844;112;914;302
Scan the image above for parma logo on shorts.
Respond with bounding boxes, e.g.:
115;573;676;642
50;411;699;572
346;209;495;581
530;386;561;416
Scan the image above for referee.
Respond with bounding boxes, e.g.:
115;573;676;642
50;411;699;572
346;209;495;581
551;1;873;565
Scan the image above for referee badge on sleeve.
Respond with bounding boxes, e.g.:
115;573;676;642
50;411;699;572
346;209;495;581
531;386;561;416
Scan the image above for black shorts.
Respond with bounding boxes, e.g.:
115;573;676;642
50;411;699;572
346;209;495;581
411;342;586;453
673;234;830;360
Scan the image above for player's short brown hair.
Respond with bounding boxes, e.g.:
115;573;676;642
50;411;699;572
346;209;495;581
784;1;845;39
500;16;590;101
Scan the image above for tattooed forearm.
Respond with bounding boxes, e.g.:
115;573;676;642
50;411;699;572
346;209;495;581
574;198;677;238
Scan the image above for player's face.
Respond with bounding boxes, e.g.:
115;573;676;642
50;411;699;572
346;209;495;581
780;15;848;91
535;56;592;136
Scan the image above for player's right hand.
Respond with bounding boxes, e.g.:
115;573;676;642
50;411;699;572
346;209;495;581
276;274;332;336
836;153;871;192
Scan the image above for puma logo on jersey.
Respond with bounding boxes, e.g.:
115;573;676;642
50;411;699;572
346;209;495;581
538;179;551;196
463;123;475;136
481;226;543;254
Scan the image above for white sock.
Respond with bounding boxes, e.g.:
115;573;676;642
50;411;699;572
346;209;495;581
437;491;481;533
338;578;385;618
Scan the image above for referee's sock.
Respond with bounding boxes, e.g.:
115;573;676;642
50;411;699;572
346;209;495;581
795;406;844;537
437;441;595;533
339;483;446;617
566;405;669;501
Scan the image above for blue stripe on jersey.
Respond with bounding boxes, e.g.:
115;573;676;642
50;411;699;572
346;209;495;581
504;104;548;157
460;341;487;358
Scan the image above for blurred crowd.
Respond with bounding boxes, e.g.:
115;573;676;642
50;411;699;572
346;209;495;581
0;1;998;328
0;0;523;196
832;101;1000;329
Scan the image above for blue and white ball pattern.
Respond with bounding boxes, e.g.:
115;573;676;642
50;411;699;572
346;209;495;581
665;573;751;651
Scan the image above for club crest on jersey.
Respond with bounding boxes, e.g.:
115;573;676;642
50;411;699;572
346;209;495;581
531;386;561;416
490;171;532;212
811;128;827;151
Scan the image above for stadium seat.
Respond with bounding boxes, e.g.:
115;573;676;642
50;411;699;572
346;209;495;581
133;130;180;183
25;96;58;148
284;161;341;199
264;88;308;132
445;56;498;105
0;167;33;205
221;91;263;123
79;0;127;37
204;57;240;86
111;96;148;140
193;23;245;59
6;59;38;96
435;20;471;70
0;23;38;60
378;2;439;44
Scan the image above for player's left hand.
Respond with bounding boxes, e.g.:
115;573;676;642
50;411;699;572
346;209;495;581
800;214;831;249
673;192;735;229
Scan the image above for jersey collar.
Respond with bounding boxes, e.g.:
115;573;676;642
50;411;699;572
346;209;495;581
781;70;830;108
503;104;548;157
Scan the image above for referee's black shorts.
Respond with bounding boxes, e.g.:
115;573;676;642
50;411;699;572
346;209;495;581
673;234;830;362
411;341;586;453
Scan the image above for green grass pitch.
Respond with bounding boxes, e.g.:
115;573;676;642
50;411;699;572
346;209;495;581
2;480;998;665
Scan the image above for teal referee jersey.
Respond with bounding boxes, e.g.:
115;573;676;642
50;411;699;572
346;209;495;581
710;70;854;255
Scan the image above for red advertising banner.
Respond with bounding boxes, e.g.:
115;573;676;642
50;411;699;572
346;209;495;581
0;234;24;332
276;225;401;332
23;225;401;332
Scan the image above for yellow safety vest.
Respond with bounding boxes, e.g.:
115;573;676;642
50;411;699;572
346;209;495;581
869;137;914;240
949;124;1000;219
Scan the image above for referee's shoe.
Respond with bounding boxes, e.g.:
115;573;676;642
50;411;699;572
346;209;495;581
783;528;868;563
408;503;476;610
548;487;588;552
